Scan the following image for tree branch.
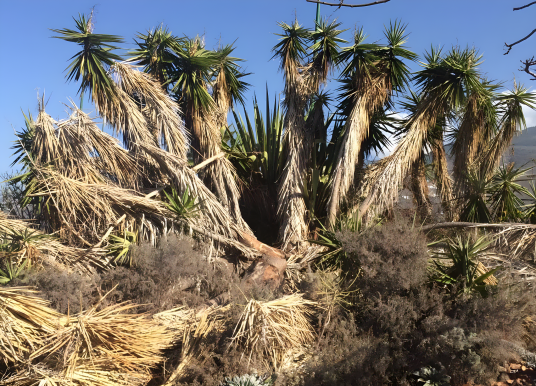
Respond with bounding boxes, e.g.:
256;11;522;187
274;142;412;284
421;222;536;232
305;0;390;8
504;28;536;54
514;1;536;11
521;56;536;80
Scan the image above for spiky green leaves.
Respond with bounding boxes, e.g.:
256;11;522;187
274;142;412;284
129;25;183;88
414;47;484;110
170;38;218;113
51;13;124;100
213;44;251;108
309;19;347;82
272;21;311;82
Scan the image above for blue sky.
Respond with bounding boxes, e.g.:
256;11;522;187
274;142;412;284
0;0;535;175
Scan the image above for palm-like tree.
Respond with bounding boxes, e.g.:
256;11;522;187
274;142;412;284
360;47;486;218
273;19;345;248
129;25;182;89
51;12;124;108
477;83;536;177
451;82;498;198
272;20;313;248
327;23;415;227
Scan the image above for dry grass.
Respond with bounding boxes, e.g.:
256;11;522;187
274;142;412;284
160;305;230;385
230;293;317;368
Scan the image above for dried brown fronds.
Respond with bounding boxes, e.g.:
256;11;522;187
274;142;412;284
33;299;173;376
0;212;105;272
327;75;389;227
163;306;230;385
359;98;444;218
0;287;62;365
112;62;187;158
231;293;317;368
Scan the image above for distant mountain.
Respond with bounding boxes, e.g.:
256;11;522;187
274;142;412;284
504;126;536;167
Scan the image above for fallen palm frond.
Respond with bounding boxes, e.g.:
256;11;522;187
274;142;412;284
0;287;63;365
57;107;138;187
137;143;253;239
1;360;151;386
112;62;187;158
28;104;135;187
230;293;317;368
0;212;105;272
30;164;256;257
32;299;174;376
162;306;230;385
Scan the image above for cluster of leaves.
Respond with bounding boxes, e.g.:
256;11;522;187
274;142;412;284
459;163;536;223
0;229;48;283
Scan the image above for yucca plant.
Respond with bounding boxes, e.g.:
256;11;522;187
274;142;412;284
488;163;530;221
458;169;492;223
360;47;488;219
106;230;138;266
51;11;124;108
430;235;499;297
164;187;201;220
0;257;28;284
479;82;536;177
129;25;182;88
328;22;415;227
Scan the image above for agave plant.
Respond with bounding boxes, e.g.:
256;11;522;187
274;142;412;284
413;366;451;386
0;258;28;284
164;187;201;220
106;230;138;266
430;235;499;297
458;169;492;223
220;374;274;386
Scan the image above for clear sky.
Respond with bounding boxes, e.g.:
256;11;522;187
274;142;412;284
0;0;535;175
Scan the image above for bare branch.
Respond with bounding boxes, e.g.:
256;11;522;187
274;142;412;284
521;57;536;80
513;1;536;11
504;28;536;54
305;0;390;8
421;222;536;232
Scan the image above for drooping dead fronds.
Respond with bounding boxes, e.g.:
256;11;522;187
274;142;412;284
58;107;138;187
431;131;454;219
406;152;432;219
32;300;173;376
28;103;137;187
327;77;389;227
112;62;187;158
230;293;317;368
0;287;62;365
452;92;495;196
93;80;157;151
162;306;229;385
359;99;443;218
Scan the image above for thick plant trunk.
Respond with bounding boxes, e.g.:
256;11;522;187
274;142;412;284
432;132;454;220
